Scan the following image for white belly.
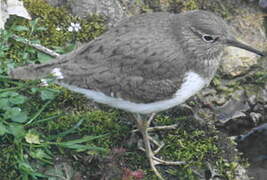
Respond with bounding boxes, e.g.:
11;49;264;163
59;71;206;114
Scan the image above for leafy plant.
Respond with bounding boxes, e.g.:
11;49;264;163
0;12;107;179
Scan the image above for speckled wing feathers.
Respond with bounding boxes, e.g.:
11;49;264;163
58;13;187;103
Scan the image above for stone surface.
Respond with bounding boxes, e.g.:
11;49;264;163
44;0;66;7
221;11;266;76
236;165;250;180
71;0;126;26
237;123;267;180
222;47;259;77
250;112;262;124
214;90;250;132
46;0;127;27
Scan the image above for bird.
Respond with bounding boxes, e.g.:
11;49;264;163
9;10;266;179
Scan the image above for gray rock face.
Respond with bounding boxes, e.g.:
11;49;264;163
70;0;126;26
44;0;67;7
46;0;127;27
237;123;267;180
222;11;266;77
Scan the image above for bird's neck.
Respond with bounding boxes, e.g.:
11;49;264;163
191;51;223;84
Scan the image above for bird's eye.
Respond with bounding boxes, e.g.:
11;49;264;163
202;35;218;43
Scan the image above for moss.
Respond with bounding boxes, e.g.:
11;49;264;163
181;0;199;11
0;145;20;179
116;115;240;179
22;0;106;46
41;110;131;149
165;0;199;12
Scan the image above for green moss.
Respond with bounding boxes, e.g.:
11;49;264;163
137;115;239;179
166;0;199;12
22;0;105;46
0;145;20;179
182;0;199;11
43;110;131;149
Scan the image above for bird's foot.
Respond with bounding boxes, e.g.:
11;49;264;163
134;113;185;180
153;156;185;166
132;113;178;155
137;135;165;155
133;123;178;156
147;147;185;180
206;162;223;179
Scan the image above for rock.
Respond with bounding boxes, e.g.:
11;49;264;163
72;0;126;26
253;104;265;112
221;11;266;77
247;167;267;180
200;88;217;96
46;0;127;27
235;165;250;180
250;112;262;124
222;47;259;77
215;90;249;124
248;94;257;105
249;0;267;8
44;0;66;7
258;89;267;103
237;123;267;180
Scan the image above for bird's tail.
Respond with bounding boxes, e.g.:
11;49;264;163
9;57;68;80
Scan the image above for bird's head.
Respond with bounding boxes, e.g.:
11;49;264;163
176;10;266;59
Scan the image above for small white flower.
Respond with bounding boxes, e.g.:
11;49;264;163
68;22;81;32
40;79;48;86
51;68;64;79
67;26;74;32
56;27;61;31
68;26;73;32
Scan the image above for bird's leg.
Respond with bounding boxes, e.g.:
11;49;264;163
148;136;165;155
146;124;178;132
146;112;179;132
206;162;222;179
132;113;178;154
137;133;165;155
134;114;185;180
147;112;156;127
134;113;164;179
